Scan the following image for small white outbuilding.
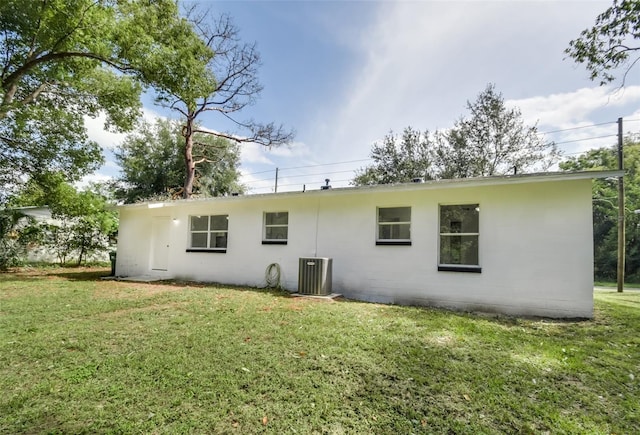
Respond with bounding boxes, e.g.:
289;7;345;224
115;170;621;318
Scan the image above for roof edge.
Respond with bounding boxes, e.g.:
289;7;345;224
116;170;624;210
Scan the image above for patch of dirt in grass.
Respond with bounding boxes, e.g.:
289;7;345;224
92;281;188;300
424;331;459;347
286;303;305;312
97;301;189;318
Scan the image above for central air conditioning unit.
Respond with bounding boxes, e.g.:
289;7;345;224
298;257;332;296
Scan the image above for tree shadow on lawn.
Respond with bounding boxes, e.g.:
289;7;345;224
45;267;111;282
0;267;105;283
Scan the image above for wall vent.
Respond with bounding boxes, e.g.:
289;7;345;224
298;257;333;295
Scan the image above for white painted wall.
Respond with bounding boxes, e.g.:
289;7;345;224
115;177;595;318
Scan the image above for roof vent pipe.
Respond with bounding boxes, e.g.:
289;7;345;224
321;178;331;190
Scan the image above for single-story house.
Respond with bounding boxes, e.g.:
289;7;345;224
115;170;621;318
9;206;111;263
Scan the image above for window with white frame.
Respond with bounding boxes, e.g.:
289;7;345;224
377;206;411;245
188;215;228;252
439;204;480;272
263;211;288;244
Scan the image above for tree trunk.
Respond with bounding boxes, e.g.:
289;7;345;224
183;116;196;199
77;235;85;266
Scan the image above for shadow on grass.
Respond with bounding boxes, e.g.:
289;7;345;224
162;278;294;300
0;266;111;283
46;268;111;282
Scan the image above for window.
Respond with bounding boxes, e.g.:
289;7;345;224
377;206;411;245
187;215;228;253
263;212;288;244
439;204;480;272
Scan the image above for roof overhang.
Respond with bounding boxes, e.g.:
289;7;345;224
116;170;624;210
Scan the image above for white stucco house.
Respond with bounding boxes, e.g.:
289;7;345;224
114;170;621;318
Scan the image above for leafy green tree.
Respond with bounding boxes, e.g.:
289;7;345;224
353;84;558;185
353;127;434;186
0;0;212;195
114;118;244;203
11;173;118;265
566;0;640;86
560;136;640;282
433;84;559;178
154;12;293;198
0;208;40;270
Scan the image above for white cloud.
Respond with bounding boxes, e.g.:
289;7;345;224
240;142;275;165
76;173;113;190
84;114;127;150
240;168;276;194
239;141;312;172
84;107;168;150
506;85;640;155
312;1;623;164
267;141;311;158
508;86;640;128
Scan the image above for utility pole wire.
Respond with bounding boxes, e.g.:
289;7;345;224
537;121;617;135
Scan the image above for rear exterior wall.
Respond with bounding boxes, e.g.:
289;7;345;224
115;179;594;318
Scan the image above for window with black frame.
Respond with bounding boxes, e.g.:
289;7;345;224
188;215;228;252
439;204;480;272
263;211;288;244
376;206;411;245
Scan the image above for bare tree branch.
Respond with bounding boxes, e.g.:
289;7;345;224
164;7;294;199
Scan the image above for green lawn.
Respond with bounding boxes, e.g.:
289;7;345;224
594;280;640;289
1;268;638;434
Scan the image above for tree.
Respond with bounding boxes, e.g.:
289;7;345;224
114;118;244;203
10;173;118;265
0;0;212;194
0;208;39;270
433;84;559;178
353;127;434;185
560;136;640;282
353;84;559;185
566;0;640;86
154;12;294;199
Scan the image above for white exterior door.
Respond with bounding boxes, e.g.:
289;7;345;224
151;216;170;271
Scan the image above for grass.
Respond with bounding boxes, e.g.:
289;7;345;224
594;280;640;289
0;268;638;434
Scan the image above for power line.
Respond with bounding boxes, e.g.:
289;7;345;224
272;169;356;181
243;169;360;185
279;158;372;172
249;178;355;191
241;168;276;177
554;134;618;146
241;123;638;185
242;158;372;178
538;121;617;135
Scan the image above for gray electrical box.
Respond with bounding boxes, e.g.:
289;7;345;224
298;257;333;296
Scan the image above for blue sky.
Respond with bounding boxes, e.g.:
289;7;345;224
85;0;640;193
